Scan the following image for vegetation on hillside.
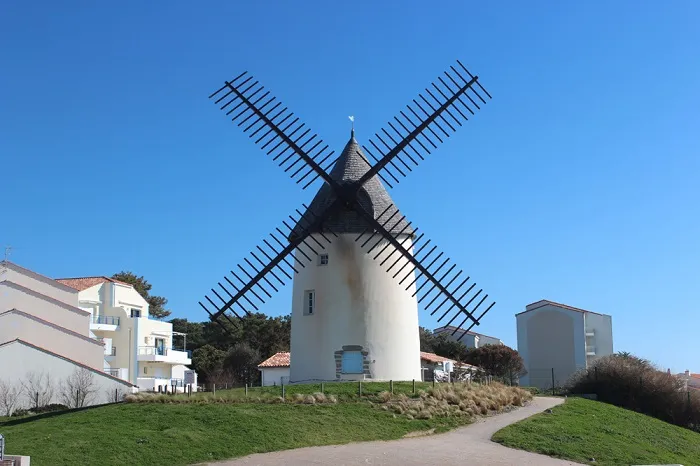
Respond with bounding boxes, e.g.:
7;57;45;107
566;352;700;432
493;397;700;466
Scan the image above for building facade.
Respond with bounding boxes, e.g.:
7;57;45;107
288;133;422;383
56;276;197;392
517;299;613;390
432;325;503;348
0;261;136;411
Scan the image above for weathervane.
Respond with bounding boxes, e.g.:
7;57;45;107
348;115;354;137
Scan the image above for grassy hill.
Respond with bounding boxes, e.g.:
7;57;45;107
492;396;700;466
1;401;467;465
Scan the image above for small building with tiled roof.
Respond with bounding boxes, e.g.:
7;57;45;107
258;352;291;386
517;299;614;390
56;276;131;291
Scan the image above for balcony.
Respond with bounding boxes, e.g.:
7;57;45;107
137;346;192;365
137;377;191;393
90;315;120;331
586;346;596;356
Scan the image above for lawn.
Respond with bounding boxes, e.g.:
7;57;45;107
0;399;467;466
492;396;700;466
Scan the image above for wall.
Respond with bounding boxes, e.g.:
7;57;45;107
0;340;135;410
0;311;104;369
289;234;421;382
1;262;78;305
584;312;614;364
478;334;503;346
260;367;290;386
517;305;586;389
0;281;90;335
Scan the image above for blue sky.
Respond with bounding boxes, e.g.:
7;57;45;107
2;1;698;373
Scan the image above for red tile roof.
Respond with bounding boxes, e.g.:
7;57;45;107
420;351;453;363
55;276;131;291
258;352;290;368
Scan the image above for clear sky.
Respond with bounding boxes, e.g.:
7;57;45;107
2;1;698;373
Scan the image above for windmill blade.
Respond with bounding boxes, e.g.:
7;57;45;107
199;200;342;326
357;60;491;189
352;203;495;331
209;72;338;190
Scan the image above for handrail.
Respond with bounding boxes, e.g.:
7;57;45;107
92;315;120;326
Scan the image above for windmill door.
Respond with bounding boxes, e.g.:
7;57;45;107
341;351;363;374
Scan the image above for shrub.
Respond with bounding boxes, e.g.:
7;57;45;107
567;353;700;432
519;386;540;396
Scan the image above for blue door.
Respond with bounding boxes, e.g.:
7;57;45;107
342;351;363;374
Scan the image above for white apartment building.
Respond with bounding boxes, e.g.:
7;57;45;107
517;299;613;390
0;261;136;409
432;325;503;349
56;276;198;392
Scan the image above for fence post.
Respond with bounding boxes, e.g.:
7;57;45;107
390;380;394;394
115;388;118;403
551;368;555;396
432;379;435;389
358;381;362;397
282;382;286;399
321;382;324;394
76;389;80;408
245;383;248;397
35;392;39;409
412;379;416;395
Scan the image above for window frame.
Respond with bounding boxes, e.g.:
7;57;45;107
303;289;315;316
318;253;329;266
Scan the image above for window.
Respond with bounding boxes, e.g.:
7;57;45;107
130;308;141;318
143;366;148;375
341;351;363;374
318;253;329;266
303;290;315;315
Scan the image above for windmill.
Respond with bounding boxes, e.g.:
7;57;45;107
200;59;495;382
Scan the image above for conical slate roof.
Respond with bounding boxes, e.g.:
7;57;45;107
289;133;413;240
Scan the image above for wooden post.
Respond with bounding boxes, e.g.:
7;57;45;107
551;368;555;396
245;383;248;397
412;379;416;394
115;388;118;402
76;389;80;408
432;379;435;389
282;382;286;399
321;382;324;394
390;380;394;394
35;392;39;409
358;380;362;397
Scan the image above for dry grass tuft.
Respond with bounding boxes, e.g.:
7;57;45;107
379;382;532;421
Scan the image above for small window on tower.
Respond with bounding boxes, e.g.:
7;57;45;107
318;253;329;266
303;290;315;315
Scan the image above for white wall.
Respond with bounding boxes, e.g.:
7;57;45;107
0;311;104;369
584;312;614;363
0;281;90;335
1;262;78;305
260;367;290;386
289;234;422;382
0;340;135;410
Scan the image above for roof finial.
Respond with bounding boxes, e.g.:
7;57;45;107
348;115;355;138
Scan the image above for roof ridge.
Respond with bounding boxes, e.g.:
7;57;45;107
0;281;90;315
0;260;78;293
0;309;102;345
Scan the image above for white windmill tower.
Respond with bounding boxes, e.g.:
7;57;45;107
200;59;496;384
288;128;421;382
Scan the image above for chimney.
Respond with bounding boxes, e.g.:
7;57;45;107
685;370;690;377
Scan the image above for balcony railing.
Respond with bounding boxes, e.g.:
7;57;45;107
92;315;120;326
105;369;120;377
172;348;193;358
139;346;168;356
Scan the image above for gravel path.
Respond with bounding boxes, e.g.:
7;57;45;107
207;397;583;466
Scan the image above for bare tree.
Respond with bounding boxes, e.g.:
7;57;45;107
104;387;127;403
21;371;55;409
207;367;235;392
0;378;22;416
60;368;97;408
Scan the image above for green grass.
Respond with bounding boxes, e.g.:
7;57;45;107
0;399;467;466
492;397;700;466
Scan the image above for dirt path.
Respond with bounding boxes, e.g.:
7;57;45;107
208;397;583;466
